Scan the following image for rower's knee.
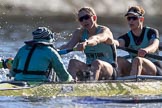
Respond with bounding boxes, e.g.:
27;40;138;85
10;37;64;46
130;57;143;75
68;59;80;77
91;60;102;69
68;59;79;69
133;57;143;66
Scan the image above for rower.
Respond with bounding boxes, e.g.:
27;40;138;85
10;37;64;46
114;6;162;76
9;27;73;82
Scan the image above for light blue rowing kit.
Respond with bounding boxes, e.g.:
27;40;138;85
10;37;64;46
81;25;117;67
127;27;159;62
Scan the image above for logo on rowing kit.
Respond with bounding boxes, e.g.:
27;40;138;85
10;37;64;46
151;34;156;39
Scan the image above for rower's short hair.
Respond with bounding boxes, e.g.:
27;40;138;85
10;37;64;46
125;6;145;16
78;7;96;16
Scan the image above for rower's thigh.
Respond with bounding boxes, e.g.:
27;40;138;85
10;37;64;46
91;60;114;77
135;57;157;75
117;57;131;76
68;59;87;71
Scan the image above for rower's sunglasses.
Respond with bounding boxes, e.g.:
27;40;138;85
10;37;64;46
79;15;91;22
127;16;139;21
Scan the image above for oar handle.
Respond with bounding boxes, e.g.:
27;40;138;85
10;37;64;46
117;46;137;53
0;81;29;86
117;46;162;60
58;48;77;55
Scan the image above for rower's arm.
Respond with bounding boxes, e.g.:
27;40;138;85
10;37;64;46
59;29;81;49
113;40;120;46
143;28;160;53
144;39;159;53
86;27;113;46
113;39;125;47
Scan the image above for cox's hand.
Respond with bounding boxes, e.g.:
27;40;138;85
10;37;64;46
138;49;148;57
76;42;87;51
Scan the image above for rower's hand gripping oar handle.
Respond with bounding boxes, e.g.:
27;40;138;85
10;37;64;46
117;46;162;60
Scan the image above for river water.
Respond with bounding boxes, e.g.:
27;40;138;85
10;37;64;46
0;0;162;108
0;96;162;108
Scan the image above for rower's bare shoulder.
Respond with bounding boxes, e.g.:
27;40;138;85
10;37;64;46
98;25;111;32
73;28;84;38
73;28;83;34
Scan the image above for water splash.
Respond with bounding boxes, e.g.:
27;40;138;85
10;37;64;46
0;68;10;81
